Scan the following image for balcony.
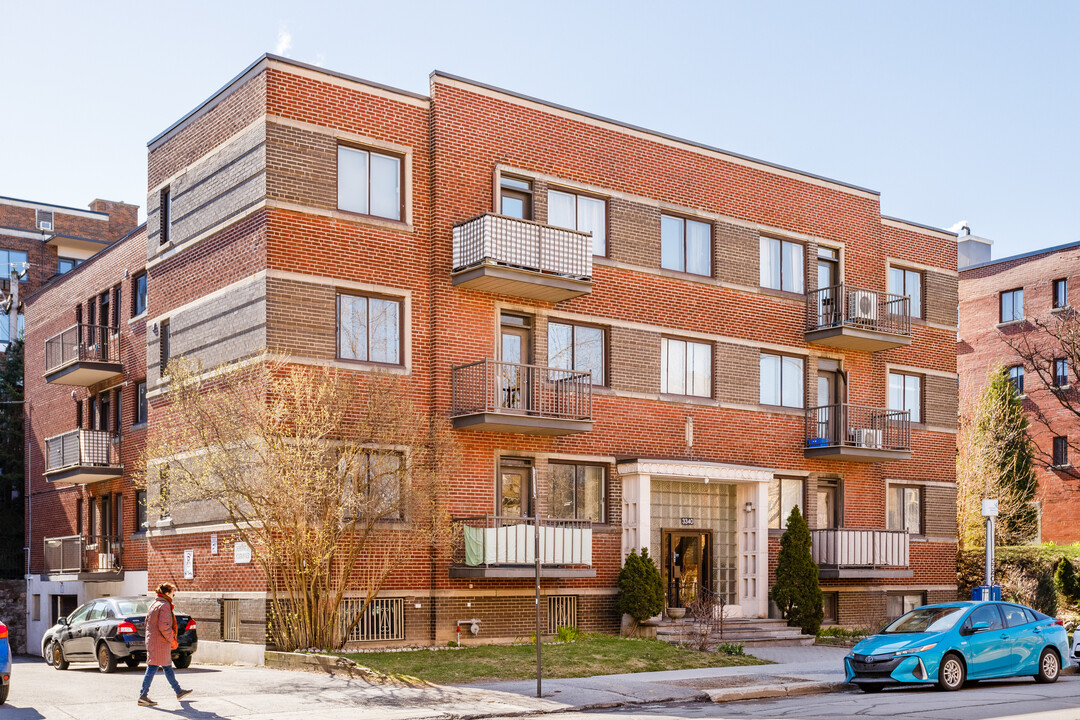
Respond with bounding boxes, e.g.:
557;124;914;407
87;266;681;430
805;284;912;351
804;404;911;462
44;429;122;485
451;359;593;435
811;529;911;579
44;323;122;385
452;213;593;301
43;534;125;580
449;515;594;578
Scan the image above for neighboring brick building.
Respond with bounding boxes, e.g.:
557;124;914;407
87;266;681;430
958;233;1080;544
25;54;959;662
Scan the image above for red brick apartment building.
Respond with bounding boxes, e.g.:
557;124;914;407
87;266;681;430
25;54;959;661
958;233;1080;544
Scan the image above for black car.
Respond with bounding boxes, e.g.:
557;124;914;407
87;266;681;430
41;596;198;673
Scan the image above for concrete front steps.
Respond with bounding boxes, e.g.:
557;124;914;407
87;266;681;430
655;617;816;648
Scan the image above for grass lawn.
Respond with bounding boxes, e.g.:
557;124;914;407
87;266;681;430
343;633;768;684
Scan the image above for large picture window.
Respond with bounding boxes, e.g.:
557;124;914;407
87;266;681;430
338;146;402;221
769;477;804;529
549;463;604;522
888;371;922;423
760;353;804;408
760;237;804;293
338;294;402;365
661;338;712;397
548;190;606;256
548;322;604;385
661;215;711;276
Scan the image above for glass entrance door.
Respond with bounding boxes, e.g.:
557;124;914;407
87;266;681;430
817;246;840;326
499;315;531;412
662;531;711;608
816;370;840;444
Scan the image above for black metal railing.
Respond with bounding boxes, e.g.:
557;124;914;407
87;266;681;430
811;529;909;568
450;515;592;568
684;581;726;639
44;534;123;574
452;213;593;280
45;429;121;473
805;404;911;451
806;284;911;337
44;323;120;373
451;359;592;421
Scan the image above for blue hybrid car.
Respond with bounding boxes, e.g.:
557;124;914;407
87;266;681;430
0;618;10;705
846;601;1069;692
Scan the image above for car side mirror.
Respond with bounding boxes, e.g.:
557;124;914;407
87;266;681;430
970;621;990;632
58;616;68;626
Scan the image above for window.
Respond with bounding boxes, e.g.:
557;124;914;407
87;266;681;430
548;322;604;385
159;319;171;376
760;353;804;408
76;497;83;535
964;604;1004;632
337;294;402;365
159;464;171;519
1054;358;1069;388
1054;278;1068;309
135;490;147;530
661;215;711;276
57;257;82;274
888;266;923;318
112;285;122;327
887;485;921;535
132;272;147;316
549;463;604;522
661;338;712;397
32;594;41;622
1000;288;1024;322
0;249;28;283
499;457;533;518
817;479;839;529
1053;436;1069;467
887;593;924;619
888;372;922;423
112;389;121;436
822;592;838;625
548;189;606;256
499;176;532;220
1007;365;1025;395
75;399;83;429
760;237;804;293
769;477;804;529
347;451;404;520
1001;604;1031;628
159;187;171;245
135;381;147;425
337;146;402;221
99;289;110;329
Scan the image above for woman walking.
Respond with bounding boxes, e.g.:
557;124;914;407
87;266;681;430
138;583;192;707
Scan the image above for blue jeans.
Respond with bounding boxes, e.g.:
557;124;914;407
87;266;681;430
140;664;182;697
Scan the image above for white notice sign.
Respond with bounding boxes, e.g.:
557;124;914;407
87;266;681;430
234;541;252;564
210;534;218;555
982;499;999;517
183;549;194;579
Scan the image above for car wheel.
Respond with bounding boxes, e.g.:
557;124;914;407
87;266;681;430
43;639;55;667
0;681;8;705
937;653;965;692
49;640;69;670
173;653;192;670
1035;648;1060;683
125;657;140;669
97;643;118;673
859;683;885;693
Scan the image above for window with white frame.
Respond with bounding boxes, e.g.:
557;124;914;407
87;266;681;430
547;189;606;256
1000;288;1024;323
888;266;923;318
760;237;804;293
1007;365;1024;395
887;592;924;619
888;371;922;423
769;476;804;529
661;337;712;397
338;146;403;221
760;353;804;408
337;294;403;365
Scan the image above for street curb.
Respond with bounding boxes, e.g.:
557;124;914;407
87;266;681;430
704;680;850;703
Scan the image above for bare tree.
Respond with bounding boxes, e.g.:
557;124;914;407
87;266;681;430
139;352;456;651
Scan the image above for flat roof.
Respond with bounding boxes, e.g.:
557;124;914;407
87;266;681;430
25;223;147;302
960;238;1080;272
0;195;109;219
880;215;958;237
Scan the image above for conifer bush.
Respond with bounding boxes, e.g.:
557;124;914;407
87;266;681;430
771;506;824;635
616;548;664;624
1055;557;1080;606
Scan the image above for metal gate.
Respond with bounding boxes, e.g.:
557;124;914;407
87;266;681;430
547;595;578;634
339;597;405;643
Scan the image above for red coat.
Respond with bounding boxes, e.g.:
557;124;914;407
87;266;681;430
145;594;177;667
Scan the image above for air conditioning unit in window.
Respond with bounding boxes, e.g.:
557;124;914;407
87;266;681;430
859;429;883;449
849;290;879;324
36;210;54;232
37;220;53;232
98;553;116;571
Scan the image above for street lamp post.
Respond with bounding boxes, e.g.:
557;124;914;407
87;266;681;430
533;466;541;698
982;498;998;590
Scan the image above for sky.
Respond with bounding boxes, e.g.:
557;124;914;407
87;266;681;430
1;0;1077;261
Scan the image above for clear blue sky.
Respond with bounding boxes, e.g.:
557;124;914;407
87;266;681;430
2;0;1076;260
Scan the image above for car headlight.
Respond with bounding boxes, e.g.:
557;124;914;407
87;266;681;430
895;643;937;656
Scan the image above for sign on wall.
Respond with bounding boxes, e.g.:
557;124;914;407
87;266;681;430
680;517;695;526
183;549;194;580
234;541;252;564
210;534;218;555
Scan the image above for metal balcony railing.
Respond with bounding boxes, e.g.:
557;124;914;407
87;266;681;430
45;323;120;373
451;515;592;568
453;213;592;280
43;534;123;574
811;529;909;568
451;359;592;421
806;284;911;336
805;404;911;451
45;429;120;472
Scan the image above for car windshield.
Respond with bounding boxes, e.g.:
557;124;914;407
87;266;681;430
114;599;151;616
882;606;967;634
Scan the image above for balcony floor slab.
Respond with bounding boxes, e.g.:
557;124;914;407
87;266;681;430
45;466;124;485
805;326;912;352
819;567;914;579
44;361;124;386
804;447;911;463
452;265;591;302
452;413;592;436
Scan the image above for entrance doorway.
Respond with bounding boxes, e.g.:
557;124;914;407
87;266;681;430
53;594;78;624
662;530;711;608
499;314;532;412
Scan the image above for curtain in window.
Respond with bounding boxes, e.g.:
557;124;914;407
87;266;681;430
338;147;369;215
548;190;576;231
781;240;804;293
661;216;685;272
760;237;780;289
578;196;606;256
781;356;803;408
369;154;401;220
760;353;780;405
685;219;710;276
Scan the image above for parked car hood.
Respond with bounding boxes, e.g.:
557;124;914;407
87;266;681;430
853;632;945;655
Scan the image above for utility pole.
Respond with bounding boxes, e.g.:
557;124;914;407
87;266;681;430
532;465;542;699
982;499;998;593
7;268;18;345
